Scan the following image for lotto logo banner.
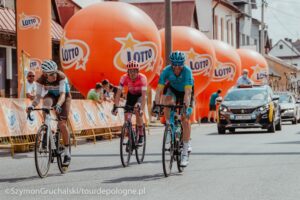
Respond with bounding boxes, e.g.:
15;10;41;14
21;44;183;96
212;62;236;82
185;48;213;76
19;13;41;30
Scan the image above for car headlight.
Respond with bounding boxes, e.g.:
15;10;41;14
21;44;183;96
257;104;270;112
220;105;229;112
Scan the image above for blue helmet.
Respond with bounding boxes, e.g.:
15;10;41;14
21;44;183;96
169;51;186;66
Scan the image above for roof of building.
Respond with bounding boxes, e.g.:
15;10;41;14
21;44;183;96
271;39;300;57
265;54;300;71
0;7;63;41
130;1;195;29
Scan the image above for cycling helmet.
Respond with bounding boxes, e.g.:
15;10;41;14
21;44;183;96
169;51;186;66
41;60;58;73
126;60;140;70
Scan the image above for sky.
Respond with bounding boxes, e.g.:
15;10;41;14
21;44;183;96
252;0;300;44
73;0;300;45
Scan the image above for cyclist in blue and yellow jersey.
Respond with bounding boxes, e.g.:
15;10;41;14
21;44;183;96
152;51;194;167
26;60;72;166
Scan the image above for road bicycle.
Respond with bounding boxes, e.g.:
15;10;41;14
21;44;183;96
155;104;185;177
115;105;146;167
27;108;71;178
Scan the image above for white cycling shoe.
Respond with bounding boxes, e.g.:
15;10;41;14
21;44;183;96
180;154;189;167
188;140;192;153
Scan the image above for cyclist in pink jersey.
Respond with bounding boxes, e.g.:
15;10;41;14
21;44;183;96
112;60;147;145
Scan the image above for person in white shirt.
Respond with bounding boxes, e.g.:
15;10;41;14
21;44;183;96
237;69;253;87
21;70;37;100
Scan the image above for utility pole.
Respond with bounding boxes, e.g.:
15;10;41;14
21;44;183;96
165;0;172;65
261;0;266;55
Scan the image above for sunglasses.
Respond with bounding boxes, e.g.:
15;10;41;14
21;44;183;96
44;72;56;77
128;70;138;74
28;75;35;78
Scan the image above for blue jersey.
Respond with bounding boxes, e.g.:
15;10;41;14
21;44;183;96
158;65;193;92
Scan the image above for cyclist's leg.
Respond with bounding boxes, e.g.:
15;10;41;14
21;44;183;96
134;96;144;141
163;88;176;122
42;95;55;119
57;96;71;147
57;96;71;165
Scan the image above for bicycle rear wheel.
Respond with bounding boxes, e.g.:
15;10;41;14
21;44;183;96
120;124;132;167
136;125;146;164
57;131;71;174
34;125;51;178
162;124;174;177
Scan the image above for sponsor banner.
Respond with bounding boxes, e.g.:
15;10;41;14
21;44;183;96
0;98;9;137
114;33;158;73
19;13;41;30
0;99;132;137
60;34;90;71
212;62;236;82
251;64;268;84
185;48;213;77
16;0;52;97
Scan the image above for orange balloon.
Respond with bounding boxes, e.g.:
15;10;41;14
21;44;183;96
237;49;269;85
197;40;241;119
60;2;162;96
149;72;160;90
159;26;215;96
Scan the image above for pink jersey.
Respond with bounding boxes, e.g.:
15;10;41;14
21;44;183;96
119;73;147;95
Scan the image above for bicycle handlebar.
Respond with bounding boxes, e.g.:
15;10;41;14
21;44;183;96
27;108;54;121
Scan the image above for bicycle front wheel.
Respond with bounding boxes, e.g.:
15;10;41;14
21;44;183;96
34;125;51;178
162;124;174;177
136;125;146;164
120;124;132;167
57;131;71;174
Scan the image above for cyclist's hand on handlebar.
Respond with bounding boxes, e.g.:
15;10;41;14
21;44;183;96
186;107;193;117
54;104;62;114
111;104;118;116
26;105;34;113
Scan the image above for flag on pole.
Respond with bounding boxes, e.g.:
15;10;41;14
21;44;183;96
18;50;31;98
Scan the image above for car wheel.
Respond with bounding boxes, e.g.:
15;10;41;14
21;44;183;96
218;126;226;134
292;117;297;125
275;119;282;131
229;128;235;133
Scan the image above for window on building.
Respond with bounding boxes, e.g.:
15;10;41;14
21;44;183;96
279;44;283;49
254;39;257;45
221;18;224;41
231;23;234;46
242;34;245;45
214;15;218;39
247;36;250;45
227;20;230;44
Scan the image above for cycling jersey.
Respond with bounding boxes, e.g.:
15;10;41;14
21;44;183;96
36;71;71;97
158;65;193;92
118;73;147;95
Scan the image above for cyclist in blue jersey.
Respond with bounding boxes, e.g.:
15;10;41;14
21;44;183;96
152;51;194;167
26;60;72;166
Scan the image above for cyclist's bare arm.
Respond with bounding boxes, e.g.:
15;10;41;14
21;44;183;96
154;85;164;104
184;87;192;107
32;83;43;107
56;79;67;106
114;88;123;106
141;90;147;112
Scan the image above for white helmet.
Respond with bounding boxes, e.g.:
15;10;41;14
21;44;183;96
41;60;58;73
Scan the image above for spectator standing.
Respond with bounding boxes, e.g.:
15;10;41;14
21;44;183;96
208;89;222;123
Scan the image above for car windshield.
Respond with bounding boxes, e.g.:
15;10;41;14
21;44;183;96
279;95;292;103
224;89;267;101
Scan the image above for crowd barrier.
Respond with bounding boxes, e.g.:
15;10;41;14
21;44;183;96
0;98;149;157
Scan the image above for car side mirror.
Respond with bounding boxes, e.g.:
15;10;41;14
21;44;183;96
216;97;223;103
296;100;300;104
272;95;279;101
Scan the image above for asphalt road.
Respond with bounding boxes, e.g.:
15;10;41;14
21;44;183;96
1;122;300;200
